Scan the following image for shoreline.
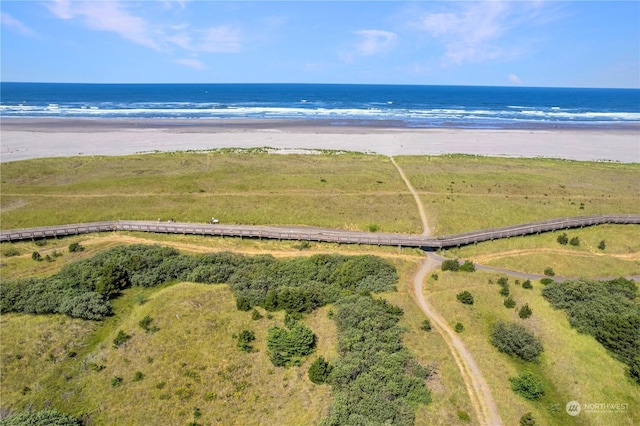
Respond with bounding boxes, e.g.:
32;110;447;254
1;117;639;163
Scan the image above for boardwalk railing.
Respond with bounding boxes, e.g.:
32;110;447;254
1;214;638;249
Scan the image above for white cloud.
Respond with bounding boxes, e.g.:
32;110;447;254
354;30;398;56
1;12;38;37
509;74;522;84
197;26;242;53
174;58;206;70
47;0;160;50
45;1;241;55
509;73;522;84
414;1;546;65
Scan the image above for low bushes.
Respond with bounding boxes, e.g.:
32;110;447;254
491;321;543;362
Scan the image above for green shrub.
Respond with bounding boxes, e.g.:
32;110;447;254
31;251;42;261
111;376;124;387
133;371;144;382
68;242;85;252
457;410;471;422
509;371;545;400
491;321;543;362
441;259;460;271
420;319;432;332
454;322;464;333
569;236;580;246
598;240;606;250
540;278;554;285
499;285;510;297
368;224;380;232
459;260;476;272
113;330;131;348
251;308;263;320
522;280;532;289
237;330;256;353
139;315;159;332
543;267;555;276
503;297;516;309
520;412;536;426
556;233;568;245
0;410;82;426
308;356;332;384
267;322;315;366
518;304;533;319
456;290;474;305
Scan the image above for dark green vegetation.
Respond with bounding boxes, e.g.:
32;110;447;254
1;243;433;423
441;259;475;272
456;290;474;305
1;245;397;320
542;278;640;383
0;409;82;426
267;322;315;366
491;321;544;362
322;295;431;426
509;371;546;401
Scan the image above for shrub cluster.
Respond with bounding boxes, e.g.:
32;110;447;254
456;291;474;305
509;371;545;400
322;295;431;426
490;321;543;362
441;259;475;272
0;410;82;426
1;245;399;321
542;278;640;383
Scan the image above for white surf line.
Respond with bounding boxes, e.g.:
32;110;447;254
390;157;432;236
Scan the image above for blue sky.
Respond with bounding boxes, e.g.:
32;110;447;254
1;1;639;87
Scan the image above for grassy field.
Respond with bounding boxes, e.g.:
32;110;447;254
0;152;422;233
1;235;479;424
423;270;640;426
444;224;640;278
3;152;638;237
394;155;640;234
1;152;638;424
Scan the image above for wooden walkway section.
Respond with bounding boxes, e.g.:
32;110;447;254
1;214;638;249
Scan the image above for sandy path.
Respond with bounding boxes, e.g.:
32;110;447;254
413;253;503;425
390;157;431;235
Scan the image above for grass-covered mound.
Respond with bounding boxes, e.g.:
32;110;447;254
1;244;433;424
542;278;640;383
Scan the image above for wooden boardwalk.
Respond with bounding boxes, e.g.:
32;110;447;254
1;214;638;249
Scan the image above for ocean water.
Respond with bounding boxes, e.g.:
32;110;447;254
1;82;639;129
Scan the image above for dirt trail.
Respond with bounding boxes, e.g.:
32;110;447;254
413;253;503;425
390;157;431;236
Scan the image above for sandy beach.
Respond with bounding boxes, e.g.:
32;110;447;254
1;118;638;163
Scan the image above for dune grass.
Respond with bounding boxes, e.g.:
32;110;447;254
0;152;422;233
394;155;640;234
423;270;640;426
444;224;640;278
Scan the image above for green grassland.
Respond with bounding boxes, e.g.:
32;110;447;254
1;152;639;425
394;155;640;234
2;152;639;236
424;270;640;426
0;152;422;233
1;240;477;424
444;224;640;278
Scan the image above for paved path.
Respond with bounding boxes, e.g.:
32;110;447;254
1;214;638;246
